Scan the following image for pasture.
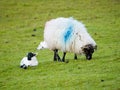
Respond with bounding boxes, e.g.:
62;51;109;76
0;0;120;90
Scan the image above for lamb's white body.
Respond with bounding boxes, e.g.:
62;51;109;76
20;56;38;67
44;17;96;54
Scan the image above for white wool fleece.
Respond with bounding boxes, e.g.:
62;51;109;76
20;56;38;67
44;17;96;54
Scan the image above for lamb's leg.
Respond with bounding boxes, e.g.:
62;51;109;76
74;54;77;60
62;52;66;62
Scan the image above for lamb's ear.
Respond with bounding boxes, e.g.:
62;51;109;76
35;52;38;56
26;52;28;56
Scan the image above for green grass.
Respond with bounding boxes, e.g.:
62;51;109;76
0;0;120;90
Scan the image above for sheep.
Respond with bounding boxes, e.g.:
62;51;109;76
20;52;38;69
42;17;97;62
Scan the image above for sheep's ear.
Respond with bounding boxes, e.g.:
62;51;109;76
81;47;87;51
81;47;85;50
82;45;88;49
81;47;84;50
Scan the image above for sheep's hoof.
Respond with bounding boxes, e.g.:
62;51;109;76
54;59;57;61
62;59;65;62
74;54;77;60
74;57;77;60
65;60;69;63
53;57;57;61
58;58;62;62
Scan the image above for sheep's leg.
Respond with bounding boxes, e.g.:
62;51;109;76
74;54;77;60
57;54;61;62
62;52;66;62
56;49;61;61
54;49;61;61
53;49;57;61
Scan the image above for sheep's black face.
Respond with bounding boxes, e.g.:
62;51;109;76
27;52;36;60
83;44;94;60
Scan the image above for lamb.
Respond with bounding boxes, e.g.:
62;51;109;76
40;17;97;62
20;52;38;69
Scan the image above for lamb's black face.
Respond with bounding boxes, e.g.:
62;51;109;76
27;52;36;60
83;44;94;60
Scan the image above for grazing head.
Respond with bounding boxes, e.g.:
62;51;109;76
37;41;48;50
82;44;97;60
27;52;36;60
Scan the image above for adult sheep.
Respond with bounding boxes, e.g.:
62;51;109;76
43;17;97;62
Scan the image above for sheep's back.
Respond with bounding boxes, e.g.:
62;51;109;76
44;17;74;51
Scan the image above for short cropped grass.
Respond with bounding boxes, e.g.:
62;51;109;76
0;0;120;90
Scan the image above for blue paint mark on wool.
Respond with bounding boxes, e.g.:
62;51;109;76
64;25;73;43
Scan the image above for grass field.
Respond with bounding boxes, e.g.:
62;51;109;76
0;0;120;90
